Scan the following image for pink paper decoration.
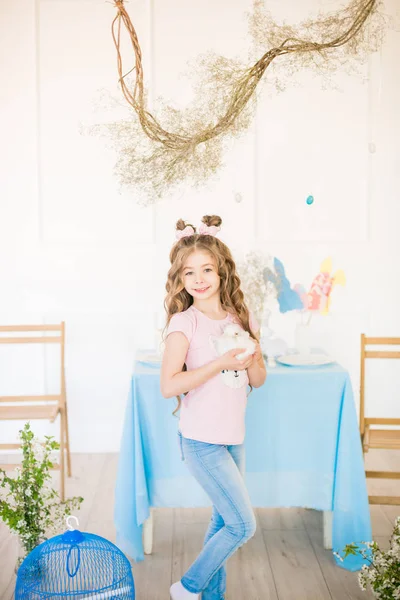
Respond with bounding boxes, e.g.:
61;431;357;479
307;258;346;315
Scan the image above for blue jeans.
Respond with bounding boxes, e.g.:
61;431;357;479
177;431;256;600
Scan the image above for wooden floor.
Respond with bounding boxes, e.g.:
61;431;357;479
1;450;400;600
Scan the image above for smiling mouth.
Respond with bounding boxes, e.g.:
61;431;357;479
194;286;210;292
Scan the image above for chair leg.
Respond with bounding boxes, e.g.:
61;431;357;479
64;401;72;477
363;426;370;453
59;409;66;502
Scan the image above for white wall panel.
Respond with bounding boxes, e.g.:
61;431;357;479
38;0;154;243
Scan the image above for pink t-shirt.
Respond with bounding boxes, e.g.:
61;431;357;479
165;304;260;445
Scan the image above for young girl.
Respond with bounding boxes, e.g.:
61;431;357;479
161;214;267;600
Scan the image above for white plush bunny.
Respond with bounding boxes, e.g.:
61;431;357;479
209;323;256;390
212;323;256;360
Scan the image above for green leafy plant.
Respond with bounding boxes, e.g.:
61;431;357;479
335;517;400;598
0;422;83;562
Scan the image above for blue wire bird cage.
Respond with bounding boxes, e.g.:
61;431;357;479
15;516;135;600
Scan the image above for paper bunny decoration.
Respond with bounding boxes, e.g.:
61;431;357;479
209;324;256;390
263;257;304;313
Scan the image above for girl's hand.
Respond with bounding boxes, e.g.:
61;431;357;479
217;348;250;371
245;340;263;370
251;340;263;365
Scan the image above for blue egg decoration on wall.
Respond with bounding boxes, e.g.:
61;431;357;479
306;195;314;205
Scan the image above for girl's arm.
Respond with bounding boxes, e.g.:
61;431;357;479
247;331;267;388
161;332;223;398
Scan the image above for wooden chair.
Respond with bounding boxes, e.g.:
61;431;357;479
0;323;71;500
360;334;400;505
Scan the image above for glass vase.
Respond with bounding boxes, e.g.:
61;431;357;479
15;536;27;575
294;322;311;354
14;535;48;575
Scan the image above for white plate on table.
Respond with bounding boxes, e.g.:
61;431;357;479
276;353;335;367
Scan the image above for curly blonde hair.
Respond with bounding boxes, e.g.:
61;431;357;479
162;214;254;416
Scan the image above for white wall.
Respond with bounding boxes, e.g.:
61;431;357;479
0;0;399;451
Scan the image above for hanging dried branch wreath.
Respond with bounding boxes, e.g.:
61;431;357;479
92;0;385;203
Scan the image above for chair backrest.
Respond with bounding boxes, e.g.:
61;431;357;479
360;334;400;434
0;323;66;407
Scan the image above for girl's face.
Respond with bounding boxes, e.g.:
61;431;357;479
182;251;221;300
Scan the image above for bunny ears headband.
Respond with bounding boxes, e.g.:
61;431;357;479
175;223;221;241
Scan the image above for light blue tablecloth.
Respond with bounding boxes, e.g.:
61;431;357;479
114;355;372;571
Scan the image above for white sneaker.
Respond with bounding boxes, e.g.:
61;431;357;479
170;580;200;600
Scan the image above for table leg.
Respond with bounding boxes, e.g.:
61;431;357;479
143;508;154;555
323;510;333;549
